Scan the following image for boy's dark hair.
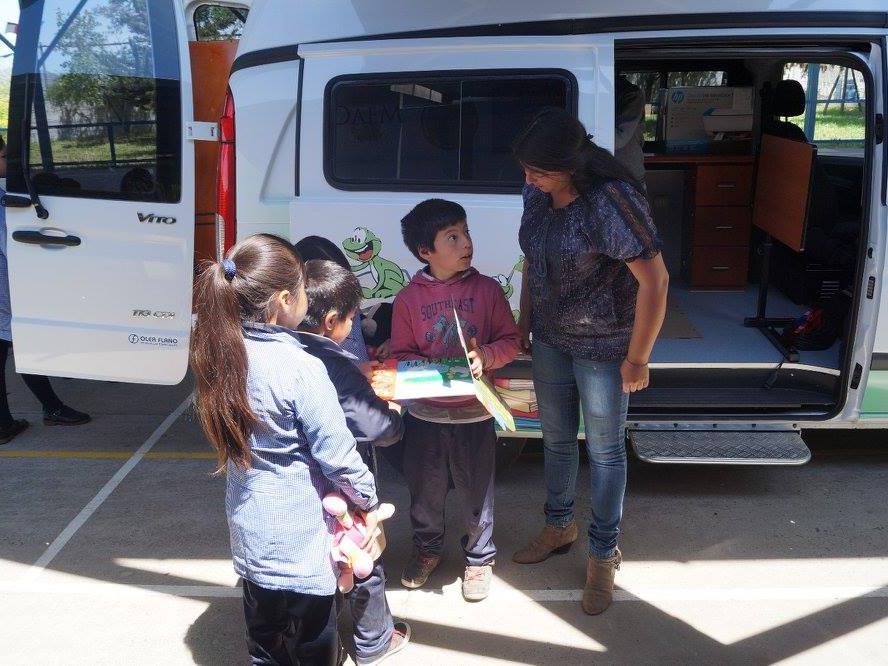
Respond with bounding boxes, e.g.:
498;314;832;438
0;135;5;152
300;259;362;331
400;198;466;263
293;235;351;271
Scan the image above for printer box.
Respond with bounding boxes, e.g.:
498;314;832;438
661;87;754;151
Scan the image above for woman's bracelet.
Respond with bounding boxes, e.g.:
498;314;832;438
624;358;648;368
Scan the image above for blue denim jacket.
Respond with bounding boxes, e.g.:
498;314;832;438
225;323;378;594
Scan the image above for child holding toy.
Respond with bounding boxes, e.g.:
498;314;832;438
297;259;410;665
190;234;381;665
391;199;521;601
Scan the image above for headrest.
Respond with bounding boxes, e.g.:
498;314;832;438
772;80;806;117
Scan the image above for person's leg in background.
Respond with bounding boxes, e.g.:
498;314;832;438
0;339;29;444
573;357;629;615
20;369;91;426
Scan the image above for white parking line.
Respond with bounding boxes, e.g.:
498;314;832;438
25;395;193;581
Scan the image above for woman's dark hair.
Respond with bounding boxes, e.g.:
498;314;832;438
512;107;641;194
299;259;362;331
401;198;467;263
190;233;305;471
294;235;351;271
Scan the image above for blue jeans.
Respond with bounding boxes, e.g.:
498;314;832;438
532;340;629;559
349;559;394;664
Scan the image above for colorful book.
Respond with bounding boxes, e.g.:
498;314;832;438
372;358;476;402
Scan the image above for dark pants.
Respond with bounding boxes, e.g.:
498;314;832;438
347;444;394;663
242;579;338;666
403;413;497;566
0;340;63;426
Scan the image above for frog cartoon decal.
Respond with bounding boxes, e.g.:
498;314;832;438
495;256;525;322
341;228;409;299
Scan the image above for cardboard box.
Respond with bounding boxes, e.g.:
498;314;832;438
662;86;754;149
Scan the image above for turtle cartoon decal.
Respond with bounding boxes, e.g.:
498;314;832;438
495;256;525;322
341;228;409;299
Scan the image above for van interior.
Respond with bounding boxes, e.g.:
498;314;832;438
611;42;873;420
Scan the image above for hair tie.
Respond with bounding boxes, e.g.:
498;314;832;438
222;258;237;282
585;132;594;142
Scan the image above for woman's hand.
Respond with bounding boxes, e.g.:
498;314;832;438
517;316;532;354
621;359;649;393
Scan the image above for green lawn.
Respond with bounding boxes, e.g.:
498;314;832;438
29;133;155;165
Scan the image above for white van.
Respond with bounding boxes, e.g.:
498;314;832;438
5;1;888;464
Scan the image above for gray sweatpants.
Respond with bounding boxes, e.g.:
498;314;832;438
403;413;497;566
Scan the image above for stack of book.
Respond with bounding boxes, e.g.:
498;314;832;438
493;377;540;431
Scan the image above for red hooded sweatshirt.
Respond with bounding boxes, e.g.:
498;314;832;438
390;267;521;422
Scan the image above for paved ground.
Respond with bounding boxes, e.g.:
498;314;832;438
1;370;888;665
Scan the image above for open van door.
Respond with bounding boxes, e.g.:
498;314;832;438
3;0;196;384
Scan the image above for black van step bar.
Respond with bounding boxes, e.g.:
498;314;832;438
629;429;810;465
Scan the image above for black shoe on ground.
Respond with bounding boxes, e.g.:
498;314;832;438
43;406;91;426
0;419;29;445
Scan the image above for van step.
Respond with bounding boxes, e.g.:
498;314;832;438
629;387;833;409
628;430;811;465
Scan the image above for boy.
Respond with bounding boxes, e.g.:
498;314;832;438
297;259;410;666
391;199;521;602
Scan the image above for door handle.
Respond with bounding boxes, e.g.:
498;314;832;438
12;230;81;247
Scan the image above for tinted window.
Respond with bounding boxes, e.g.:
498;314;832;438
194;4;247;42
326;72;573;191
7;0;181;202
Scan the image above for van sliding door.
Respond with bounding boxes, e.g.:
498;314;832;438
4;0;195;384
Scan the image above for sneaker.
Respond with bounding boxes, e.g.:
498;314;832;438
0;419;29;445
462;563;493;601
43;405;91;426
400;551;440;589
356;621;411;665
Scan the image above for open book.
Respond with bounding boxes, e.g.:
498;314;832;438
371;308;516;431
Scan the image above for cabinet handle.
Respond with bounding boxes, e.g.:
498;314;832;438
715;225;734;230
716;182;737;189
711;266;730;271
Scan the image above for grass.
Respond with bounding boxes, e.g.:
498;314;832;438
29;133;155;165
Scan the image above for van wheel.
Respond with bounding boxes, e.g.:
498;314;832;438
495;437;527;474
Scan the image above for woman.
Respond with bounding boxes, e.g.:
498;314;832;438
511;109;668;615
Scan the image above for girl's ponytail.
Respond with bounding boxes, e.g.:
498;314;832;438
190;234;305;471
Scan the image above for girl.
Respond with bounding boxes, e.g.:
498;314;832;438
190;234;381;665
511;109;668;615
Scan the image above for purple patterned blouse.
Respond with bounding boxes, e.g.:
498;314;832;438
518;180;662;361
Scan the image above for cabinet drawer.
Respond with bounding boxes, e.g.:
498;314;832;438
690;246;749;288
693;207;751;246
695;165;754;206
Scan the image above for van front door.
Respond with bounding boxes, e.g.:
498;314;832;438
4;0;195;384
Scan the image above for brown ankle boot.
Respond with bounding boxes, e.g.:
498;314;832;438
512;522;578;564
582;549;622;615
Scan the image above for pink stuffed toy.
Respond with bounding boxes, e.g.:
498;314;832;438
322;492;395;593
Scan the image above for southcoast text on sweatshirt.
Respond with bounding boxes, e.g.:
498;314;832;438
390;267;521;423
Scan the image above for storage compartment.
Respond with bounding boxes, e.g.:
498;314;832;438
695;164;754;206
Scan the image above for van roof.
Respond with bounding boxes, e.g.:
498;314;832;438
240;1;888;54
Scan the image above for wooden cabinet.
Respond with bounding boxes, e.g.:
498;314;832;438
646;155;754;289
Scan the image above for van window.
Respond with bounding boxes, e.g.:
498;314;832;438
194;4;248;41
782;63;866;149
7;0;181;203
325;71;574;191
